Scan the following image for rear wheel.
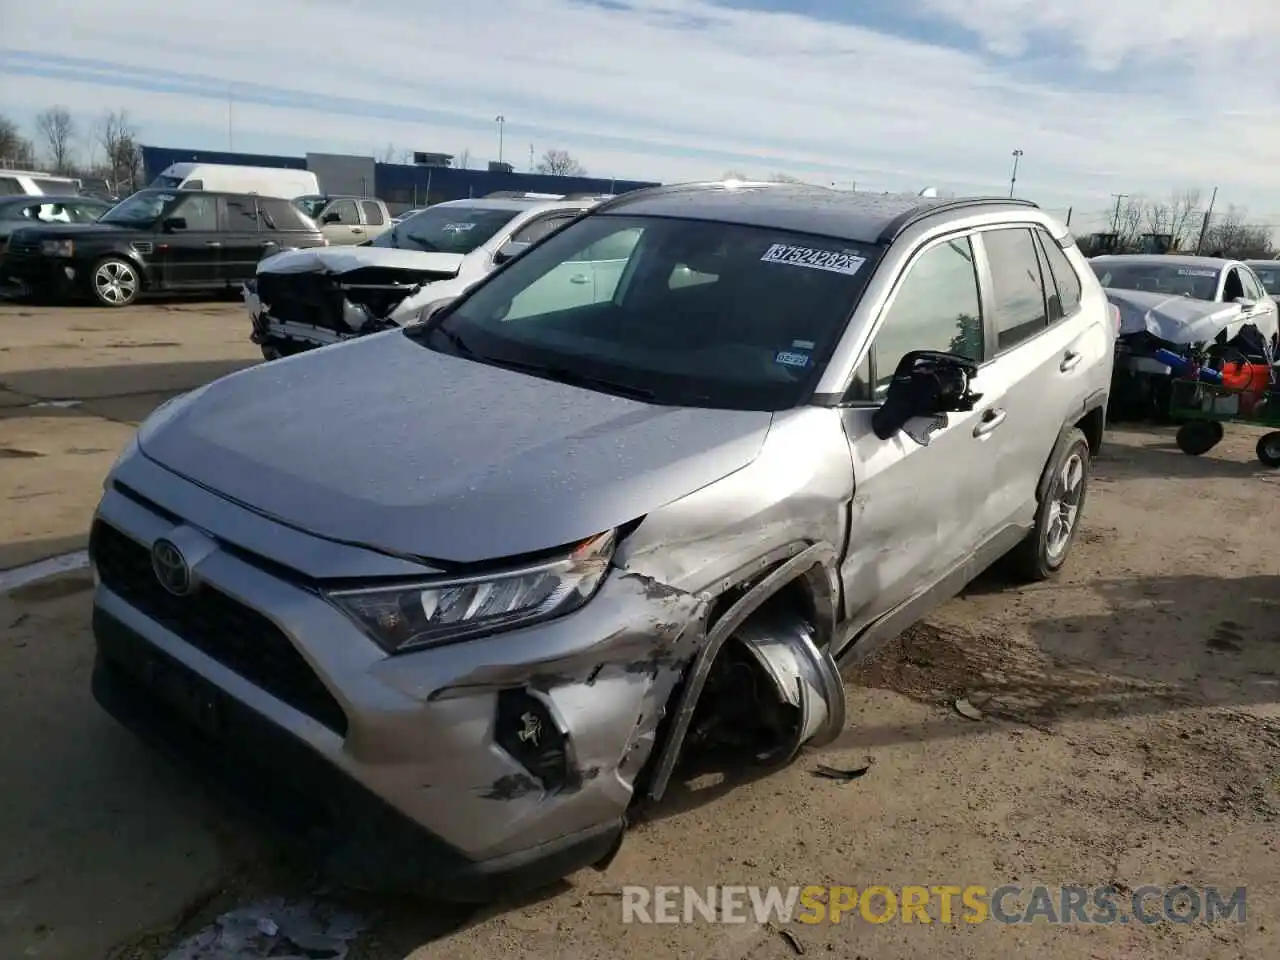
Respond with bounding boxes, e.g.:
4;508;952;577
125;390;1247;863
1007;429;1091;582
1175;420;1224;456
90;257;140;307
1257;431;1280;468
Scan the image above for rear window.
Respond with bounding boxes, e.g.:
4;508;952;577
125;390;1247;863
149;175;185;190
1254;266;1278;294
32;178;79;195
423;214;879;411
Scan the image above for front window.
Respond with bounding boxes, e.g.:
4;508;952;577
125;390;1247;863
100;190;177;225
415;214;878;411
372;205;518;253
1091;261;1220;300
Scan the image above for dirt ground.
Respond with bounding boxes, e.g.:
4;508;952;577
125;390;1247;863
1;301;1278;960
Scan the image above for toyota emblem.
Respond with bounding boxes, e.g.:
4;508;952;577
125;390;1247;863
151;538;192;596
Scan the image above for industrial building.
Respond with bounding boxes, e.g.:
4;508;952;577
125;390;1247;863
139;146;659;213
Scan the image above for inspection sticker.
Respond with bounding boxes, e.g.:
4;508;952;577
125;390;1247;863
1177;268;1218;277
761;243;866;275
775;350;811;368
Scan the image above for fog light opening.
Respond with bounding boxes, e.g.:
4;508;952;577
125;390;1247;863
495;688;573;792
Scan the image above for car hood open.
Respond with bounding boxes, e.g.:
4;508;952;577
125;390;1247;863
137;331;773;564
258;245;466;276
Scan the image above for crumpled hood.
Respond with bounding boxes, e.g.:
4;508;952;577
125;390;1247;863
1107;289;1245;344
138;332;773;564
258;245;466;276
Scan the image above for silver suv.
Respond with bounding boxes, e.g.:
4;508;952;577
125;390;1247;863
89;182;1114;899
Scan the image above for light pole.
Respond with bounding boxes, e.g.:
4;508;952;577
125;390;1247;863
1008;149;1023;198
495;115;505;165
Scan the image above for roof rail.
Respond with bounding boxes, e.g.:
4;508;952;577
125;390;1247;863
876;196;1040;245
591;178;819;215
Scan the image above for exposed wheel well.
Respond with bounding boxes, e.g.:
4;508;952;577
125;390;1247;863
1076;404;1105;456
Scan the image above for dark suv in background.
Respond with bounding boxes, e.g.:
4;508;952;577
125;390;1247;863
3;188;326;306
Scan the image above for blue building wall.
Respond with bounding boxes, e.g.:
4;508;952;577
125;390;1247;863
140;145;658;207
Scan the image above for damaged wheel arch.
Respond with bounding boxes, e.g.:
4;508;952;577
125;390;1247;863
640;541;847;805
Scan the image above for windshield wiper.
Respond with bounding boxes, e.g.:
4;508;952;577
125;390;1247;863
482;357;656;401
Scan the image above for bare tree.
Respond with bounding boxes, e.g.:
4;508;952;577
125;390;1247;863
93;109;143;193
722;169;747;180
377;143;399;163
535;149;586;177
1199;205;1274;259
456;148;471;170
1141;189;1202;250
769;172;803;183
35;106;76;173
0;114;36;167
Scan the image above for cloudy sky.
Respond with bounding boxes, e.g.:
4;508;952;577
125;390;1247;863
2;0;1277;231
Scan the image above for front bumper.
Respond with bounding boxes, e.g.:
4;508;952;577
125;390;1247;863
89;459;702;896
3;252;81;298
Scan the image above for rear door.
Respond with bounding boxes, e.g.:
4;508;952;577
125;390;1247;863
218;195;264;283
359;200;390;242
1239;266;1278;345
837;233;999;629
969;225;1090;531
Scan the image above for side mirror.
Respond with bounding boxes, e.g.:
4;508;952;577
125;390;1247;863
1233;297;1256;309
871;351;982;441
162;216;187;232
494;241;530;264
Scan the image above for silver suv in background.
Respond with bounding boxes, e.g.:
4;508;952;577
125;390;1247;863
90;182;1113;900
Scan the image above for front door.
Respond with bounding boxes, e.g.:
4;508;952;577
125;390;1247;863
320;199;363;245
156;193;221;287
837;233;999;631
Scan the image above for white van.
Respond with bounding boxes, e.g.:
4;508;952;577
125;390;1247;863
149;163;319;199
0;170;83;197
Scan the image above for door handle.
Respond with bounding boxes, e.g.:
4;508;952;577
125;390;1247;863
973;407;1007;437
259;240;277;247
205;240;222;247
569;274;590;284
351;227;364;234
1060;350;1082;372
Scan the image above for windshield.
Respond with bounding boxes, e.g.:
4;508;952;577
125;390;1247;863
294;196;329;218
1251;265;1278;294
149;175;185;190
416;214;878;410
1091;261;1220;299
372;205;517;253
99;190;177;225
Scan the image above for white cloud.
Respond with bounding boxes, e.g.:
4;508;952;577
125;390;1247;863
2;0;1278;231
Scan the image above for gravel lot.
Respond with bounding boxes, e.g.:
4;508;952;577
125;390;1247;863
2;301;1278;960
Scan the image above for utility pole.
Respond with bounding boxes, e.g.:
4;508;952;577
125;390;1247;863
1110;193;1128;233
1195;185;1219;255
528;143;534;173
494;115;506;165
1008;149;1023;197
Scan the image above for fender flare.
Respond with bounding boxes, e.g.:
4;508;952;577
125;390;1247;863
644;541;843;803
1037;388;1107;504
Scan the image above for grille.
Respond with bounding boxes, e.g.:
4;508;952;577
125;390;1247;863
7;239;38;257
90;520;348;735
256;272;344;326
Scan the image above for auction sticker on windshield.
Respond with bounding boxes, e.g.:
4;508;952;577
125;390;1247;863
761;243;866;275
1177;268;1217;278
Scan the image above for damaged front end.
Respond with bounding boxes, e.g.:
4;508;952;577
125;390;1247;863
247;264;457;359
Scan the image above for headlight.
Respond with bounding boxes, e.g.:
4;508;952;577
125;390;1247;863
41;239;74;257
326;530;616;653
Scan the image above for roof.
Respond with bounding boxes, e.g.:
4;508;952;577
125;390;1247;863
430;197;598;213
592;181;1038;244
1091;254;1232;269
0;194;107;205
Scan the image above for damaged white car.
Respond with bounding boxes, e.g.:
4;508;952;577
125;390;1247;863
245;196;602;359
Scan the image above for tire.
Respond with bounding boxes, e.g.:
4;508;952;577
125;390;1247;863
1007;429;1091;582
90;257;141;307
1175;420;1224;456
1257;431;1280;468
